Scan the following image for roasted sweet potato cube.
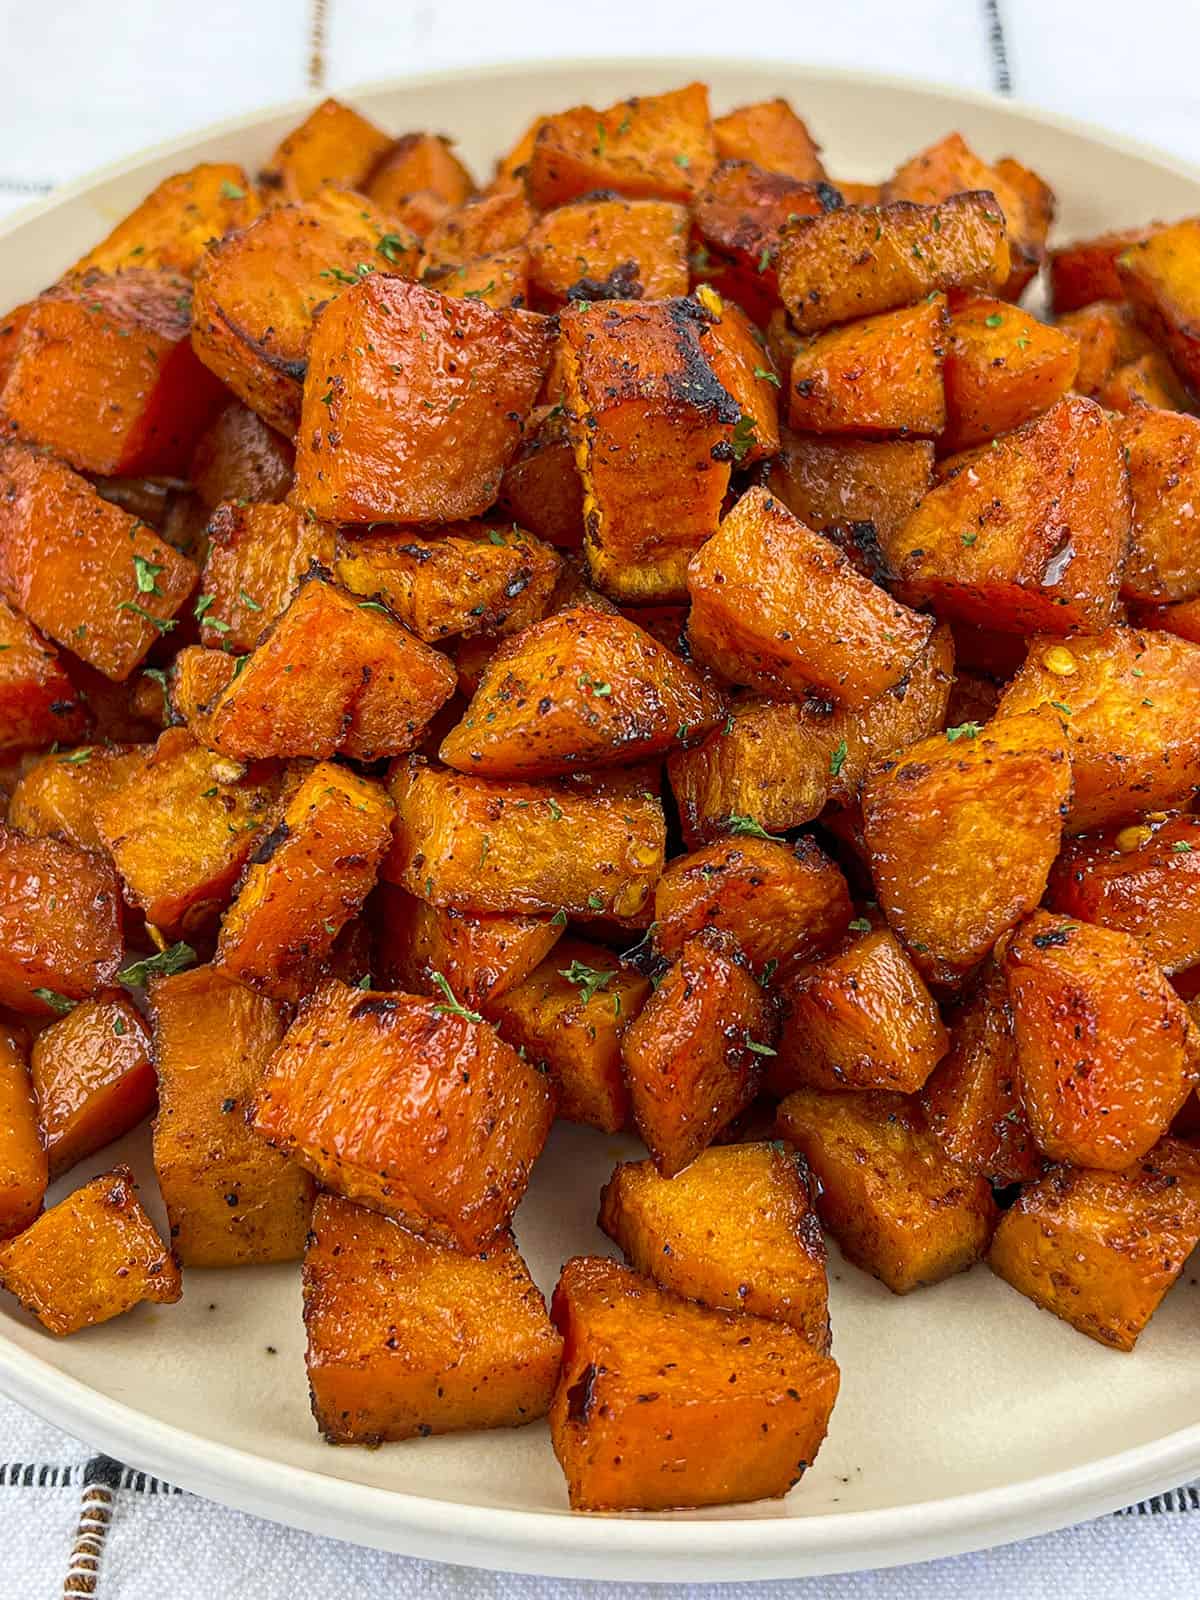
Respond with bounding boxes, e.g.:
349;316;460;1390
550;1255;838;1511
997;626;1200;827
777;194;1009;334
384;758;664;920
261;97;392;202
775;1088;997;1292
0;1020;46;1238
599;1144;830;1347
687;486;932;708
1133;594;1200;645
150;965;313;1265
712;99;825;180
1098;351;1191;413
199;502;335;651
0;826;122;1015
440;606;724;778
72;162;261;276
189;401;294;510
526;197;688;308
422;248;530;311
528;83;715;209
8;745;148;852
1118;220;1200;391
31;994;154;1182
885;397;1128;636
252;977;554;1248
304;1194;560;1443
693;286;780;462
1117;407;1200;603
168;646;236;739
1049;225;1158;312
767;431;933;545
1003;911;1200;1169
788;296;948;438
991;155;1055;290
989;1140;1200;1349
691;161;838;321
294;276;551;522
0;1166;179;1335
942;297;1079;451
95;727;278;941
0;445;197;681
0;303;30;392
621;931;771;1176
373;884;563;1006
0;599;89;755
216;763;393;1001
202;575;456;762
1056;300;1153;396
497;405;586;548
419;190;535;274
365;132;475;222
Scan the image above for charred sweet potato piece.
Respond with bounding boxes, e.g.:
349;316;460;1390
694;286;780;462
304;1194;560;1443
1003;911;1200;1169
198;502;334;651
788;296;947;438
189;401;295;510
150;965;313;1265
1098;351;1190;413
216;763;393;1002
261;97;392;202
0;827;122;1015
0;1165;178;1335
373;884;563;1006
777;194;1009;334
942;297;1079;451
550;1255;838;1511
621;931;771;1176
365;132;475;222
1118;220;1200;391
30;993;153;1182
599;1144;830;1348
8;745;149;852
252;977;554;1249
885;397;1129;636
775;1088;997;1292
712;99;825;180
0;599;89;755
767;431;933;545
528;84;715;209
1057;300;1153;396
497;405;586;548
687;486;932;708
384;758;665;920
989;1140;1200;1349
71;162;261;276
440;606;724;778
202;575;456;762
1117;407;1200;603
1;270;226;476
0;1020;46;1238
997;627;1200;827
691;161;838;321
526;197;689;308
1049;225;1158;312
294;275;551;522
95;727;278;941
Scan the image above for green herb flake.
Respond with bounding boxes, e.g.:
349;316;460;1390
112;1015;127;1036
559;960;615;1006
118;942;196;988
376;233;408;263
753;366;781;388
220;180;246;200
57;747;92;766
746;1039;777;1057
239;589;262;612
726;813;776;840
586;892;604;911
961;532;977;546
133;554;164;595
194;593;217;621
358;600;391;615
551;908;569;927
546;798;563;821
118;601;176;634
731;414;758;462
847;917;872;933
33;988;77;1015
945;722;983;742
430;970;483;1023
829;738;848;777
1172;841;1195;854
985;312;1004;328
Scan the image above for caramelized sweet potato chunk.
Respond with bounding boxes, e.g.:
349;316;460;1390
767;432;933;546
8;744;148;852
1049;225;1158;312
365;132;475;224
304;1195;560;1443
1098;351;1190;413
1118;219;1200;391
252;978;554;1250
1003;911;1200;1169
1118;407;1200;603
261;97;392;202
189;401;295;510
1057;300;1153;396
691;161;838;321
0;1166;179;1335
199;502;335;651
0;599;89;755
373;884;563;1007
942;297;1078;451
32;994;154;1182
71;161;261;276
526;197;689;308
528;83;715;209
712;99;825;180
151;965;314;1266
497;405;586;549
0;826;122;1015
420;190;535;274
169;646;236;739
775;1088;997;1293
788;296;948;438
0;1020;46;1238
549;1255;838;1511
692;286;780;463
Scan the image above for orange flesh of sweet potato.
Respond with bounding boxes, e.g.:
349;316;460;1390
1118;219;1200;391
1098;351;1191;413
260;97;393;202
942;297;1079;452
691;161;839;320
527;84;715;209
767;431;933;545
0;1019;46;1238
365;132;475;220
419;191;534;275
0;825;122;1015
1132;594;1200;645
372;884;563;1007
199;503;335;652
549;1255;839;1512
526;198;689;308
169;646;237;740
498;406;586;549
712;100;826;180
32;994;154;1182
304;1194;561;1443
1049;225;1157;312
0;1165;179;1336
788;296;948;438
189;401;295;510
252;977;554;1251
0;599;90;755
70;162;262;276
1118;407;1200;602
1057;301;1153;396
692;286;780;462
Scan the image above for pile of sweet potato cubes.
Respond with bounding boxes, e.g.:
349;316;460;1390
1;82;1200;1513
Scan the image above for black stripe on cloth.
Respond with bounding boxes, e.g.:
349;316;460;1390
980;0;1013;94
0;1459;181;1493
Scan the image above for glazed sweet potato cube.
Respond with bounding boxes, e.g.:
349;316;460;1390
8;745;148;852
528;83;715;209
996;627;1200;827
788;296;948;438
1048;224;1158;312
687;486;932;708
767;432;933;545
1;270;226;476
599;1144;830;1348
559;298;738;603
168;646;236;739
777;194;1010;334
419;190;535;274
189;401;295;510
439;607;724;778
1056;300;1153;396
862;712;1071;987
150;965;314;1266
0;303;30;392
216;763;393;1001
712;99;825;180
191;192;421;436
201;575;457;762
304;1195;560;1443
525;197;689;308
260;97;392;202
497;405;586;548
95;727;278;941
0;826;122;1015
72;162;261;276
920;963;1042;1184
1133;594;1200;644
1098;351;1191;413
991;155;1055;291
0;1020;46;1238
1118;219;1200;391
885;397;1129;636
775;1088;997;1293
335;521;560;643
422;248;530;311
0;1166;179;1336
252;978;554;1249
942;297;1079;451
550;1255;839;1511
31;994;154;1182
199;502;335;651
373;884;563;1006
294;275;552;523
365;132;475;223
1118;408;1200;603
989;1140;1200;1350
621;931;771;1176
0;599;89;755
694;286;780;462
383;759;665;920
1002;911;1200;1169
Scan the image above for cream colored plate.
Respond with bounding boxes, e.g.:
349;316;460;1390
1;59;1199;1583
